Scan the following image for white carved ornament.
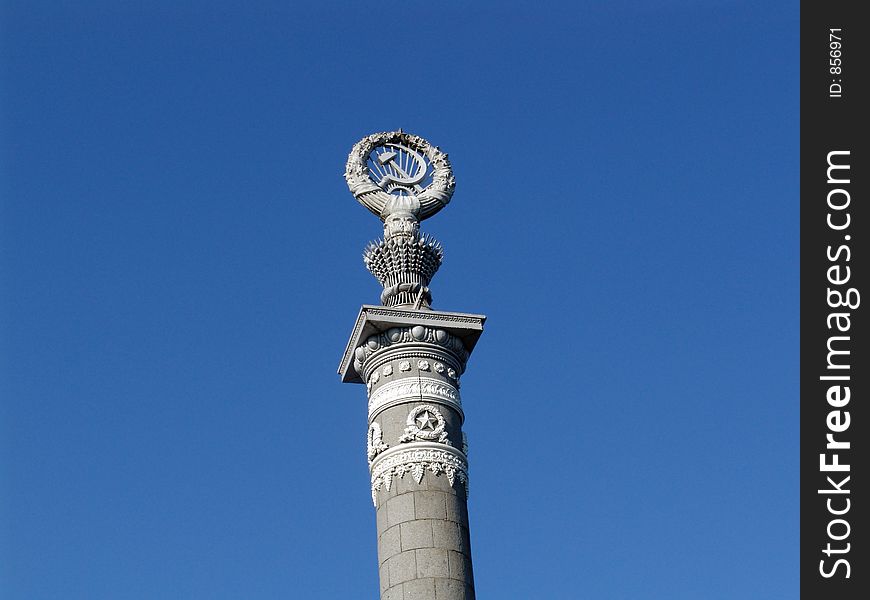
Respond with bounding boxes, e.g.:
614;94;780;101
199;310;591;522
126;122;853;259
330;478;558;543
368;377;461;418
345;130;454;222
370;443;469;506
367;422;389;462
353;326;469;374
399;404;449;444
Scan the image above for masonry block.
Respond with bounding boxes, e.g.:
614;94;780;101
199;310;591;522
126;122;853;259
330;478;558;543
400;519;434;550
387;493;415;528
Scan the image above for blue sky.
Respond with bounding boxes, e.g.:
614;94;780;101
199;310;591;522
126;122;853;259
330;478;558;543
1;2;798;598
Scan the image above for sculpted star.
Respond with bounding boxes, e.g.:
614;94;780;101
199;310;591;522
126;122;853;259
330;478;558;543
416;411;437;430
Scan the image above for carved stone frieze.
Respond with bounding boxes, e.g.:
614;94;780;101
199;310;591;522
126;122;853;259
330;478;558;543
368;377;461;419
364;350;461;385
369;443;469;506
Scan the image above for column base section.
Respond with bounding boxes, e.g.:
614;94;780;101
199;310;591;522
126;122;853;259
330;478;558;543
375;468;474;599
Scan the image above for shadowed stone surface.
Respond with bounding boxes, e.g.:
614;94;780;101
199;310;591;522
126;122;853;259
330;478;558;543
382;585;403;600
387;493;415;528
416;548;450;579
387;550;417;586
379;525;401;564
404;577;437;599
415;491;448;520
435;578;476;600
401;520;434;550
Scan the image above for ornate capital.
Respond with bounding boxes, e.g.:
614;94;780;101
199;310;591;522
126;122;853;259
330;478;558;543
338;306;485;384
353;325;468;374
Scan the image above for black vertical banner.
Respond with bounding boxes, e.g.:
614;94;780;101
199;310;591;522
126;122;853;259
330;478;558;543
801;2;868;598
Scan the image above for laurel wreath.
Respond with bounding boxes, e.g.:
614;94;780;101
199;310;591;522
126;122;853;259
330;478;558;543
345;130;455;221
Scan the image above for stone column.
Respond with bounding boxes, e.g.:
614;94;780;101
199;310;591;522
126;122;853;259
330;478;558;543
366;328;472;599
341;308;484;600
338;131;485;599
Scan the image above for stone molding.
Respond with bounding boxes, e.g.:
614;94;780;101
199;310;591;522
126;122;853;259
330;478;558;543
353;325;468;374
364;350;462;388
370;442;469;507
368;377;462;421
363;306;483;325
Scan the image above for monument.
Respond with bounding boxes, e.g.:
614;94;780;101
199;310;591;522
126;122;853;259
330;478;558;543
338;131;485;599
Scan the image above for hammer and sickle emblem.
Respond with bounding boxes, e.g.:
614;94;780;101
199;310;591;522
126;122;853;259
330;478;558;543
372;143;428;193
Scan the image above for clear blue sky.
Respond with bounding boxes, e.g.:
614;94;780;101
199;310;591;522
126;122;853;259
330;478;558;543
1;2;798;598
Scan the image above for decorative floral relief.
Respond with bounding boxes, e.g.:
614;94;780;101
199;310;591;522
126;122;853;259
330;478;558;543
399;404;450;444
399;361;411;372
418;360;430;371
382;364;393;376
434;362;445;373
370;446;469;506
367;422;389;462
